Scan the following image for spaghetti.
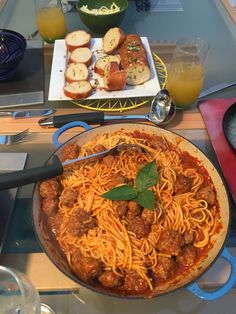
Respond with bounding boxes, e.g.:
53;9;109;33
80;3;121;15
39;129;221;295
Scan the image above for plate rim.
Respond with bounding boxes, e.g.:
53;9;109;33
48;37;161;101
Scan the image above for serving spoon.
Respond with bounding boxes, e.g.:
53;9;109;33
39;89;176;128
146;88;176;126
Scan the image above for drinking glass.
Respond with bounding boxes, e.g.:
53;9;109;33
0;265;55;314
34;0;67;44
166;38;209;109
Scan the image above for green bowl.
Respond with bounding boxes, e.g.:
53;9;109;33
76;0;128;34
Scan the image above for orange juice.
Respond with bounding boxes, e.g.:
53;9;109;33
166;62;205;108
36;6;66;43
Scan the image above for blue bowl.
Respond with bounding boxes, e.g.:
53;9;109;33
0;29;27;81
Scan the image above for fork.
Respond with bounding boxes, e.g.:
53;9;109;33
63;143;149;166
0;128;29;145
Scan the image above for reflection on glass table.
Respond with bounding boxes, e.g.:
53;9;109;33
0;265;55;314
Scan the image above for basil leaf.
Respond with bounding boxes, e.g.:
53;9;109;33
102;185;137;201
135;189;155;210
136;160;158;192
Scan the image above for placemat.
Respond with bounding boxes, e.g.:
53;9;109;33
198;98;236;204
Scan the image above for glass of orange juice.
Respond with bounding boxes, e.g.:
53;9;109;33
34;0;67;44
166;38;209;109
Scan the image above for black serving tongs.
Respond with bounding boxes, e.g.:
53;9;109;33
0;144;147;191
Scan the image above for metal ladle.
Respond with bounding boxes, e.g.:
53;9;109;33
39;89;176;128
145;88;176;125
101;89;176;126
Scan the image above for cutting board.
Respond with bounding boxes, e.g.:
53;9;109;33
199;98;236;204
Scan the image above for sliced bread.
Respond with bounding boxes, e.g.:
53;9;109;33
65;30;91;52
68;47;93;66
125;63;151;85
120;34;151;85
103;27;126;54
94;55;121;76
65;63;89;83
64;81;92;99
103;61;126;91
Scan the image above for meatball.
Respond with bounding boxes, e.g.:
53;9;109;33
60;142;80;162
126;201;142;220
98;270;123;288
183;230;195;245
71;252;102;283
174;174;192;195
48;212;63;236
102;155;116;168
141;208;155;225
107;174;128;189
59;188;78;208
177;244;197;267
127;216;150;239
148;135;169;151
66;217;79;237
113;200;128;218
124;271;149;292
156;230;184;256
93;144;106;154
41;198;58;216
152;255;176;280
67;208;97;237
39;179;61;199
196;186;216;206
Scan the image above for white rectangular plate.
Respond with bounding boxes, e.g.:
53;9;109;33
48;37;160;101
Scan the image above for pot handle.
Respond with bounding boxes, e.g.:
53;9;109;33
53;121;92;149
186;247;236;300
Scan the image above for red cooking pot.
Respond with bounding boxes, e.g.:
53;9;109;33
0;121;236;300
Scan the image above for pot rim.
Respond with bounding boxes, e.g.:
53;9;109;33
31;122;231;299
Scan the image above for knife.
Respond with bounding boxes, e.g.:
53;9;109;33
0;108;56;119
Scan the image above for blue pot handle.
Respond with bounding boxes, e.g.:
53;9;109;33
186;247;236;300
53;121;91;149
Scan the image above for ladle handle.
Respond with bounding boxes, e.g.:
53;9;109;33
104;115;146;122
39;113;147;128
0;155;63;191
53;112;105;128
